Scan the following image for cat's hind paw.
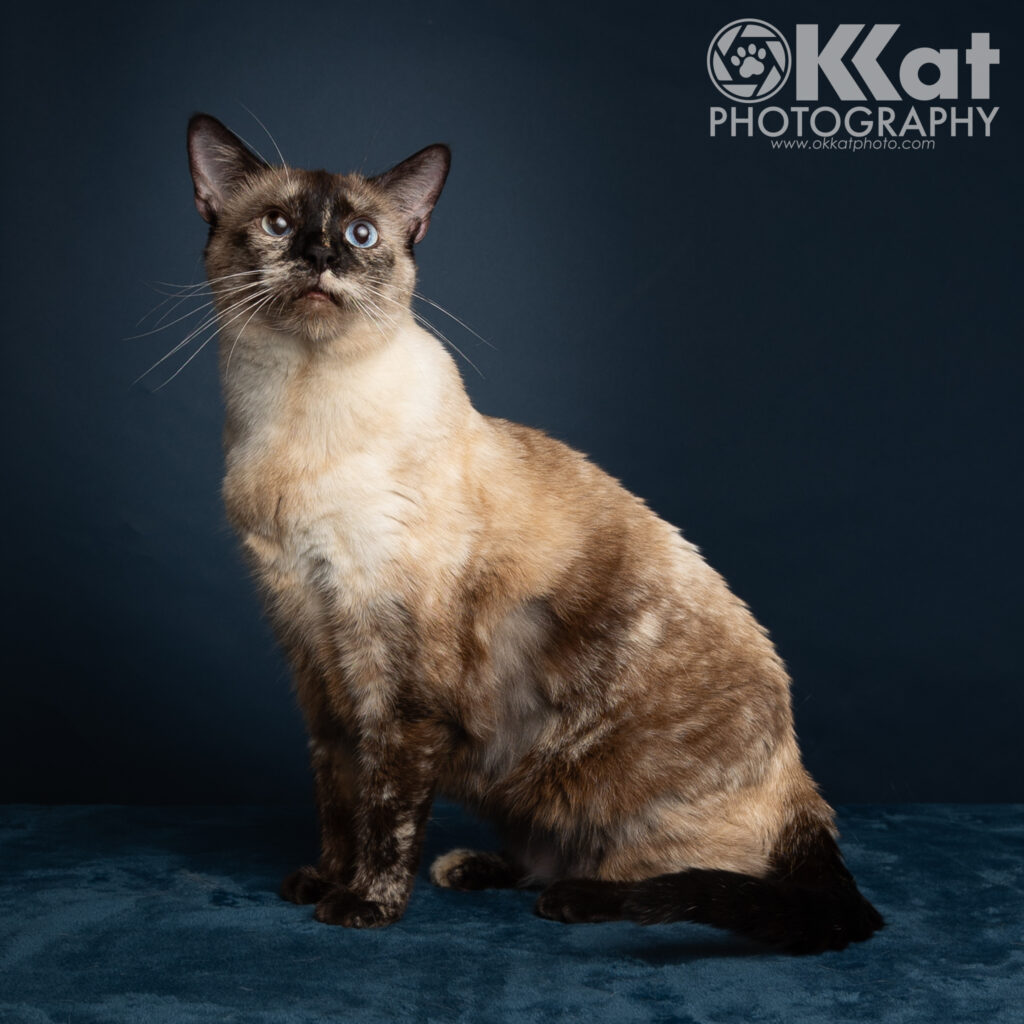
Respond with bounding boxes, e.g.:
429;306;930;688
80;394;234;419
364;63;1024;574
429;848;521;890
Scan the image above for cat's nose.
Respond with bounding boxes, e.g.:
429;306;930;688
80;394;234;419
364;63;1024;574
304;245;336;273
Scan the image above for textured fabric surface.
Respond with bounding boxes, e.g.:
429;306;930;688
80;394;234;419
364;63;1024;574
1;803;1021;1023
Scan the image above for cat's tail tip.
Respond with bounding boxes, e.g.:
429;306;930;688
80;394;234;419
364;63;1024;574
619;819;885;955
619;869;884;955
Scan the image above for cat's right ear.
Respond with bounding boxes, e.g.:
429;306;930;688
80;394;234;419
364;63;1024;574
187;114;268;224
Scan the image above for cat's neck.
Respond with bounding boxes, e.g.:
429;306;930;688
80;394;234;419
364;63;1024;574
219;309;474;464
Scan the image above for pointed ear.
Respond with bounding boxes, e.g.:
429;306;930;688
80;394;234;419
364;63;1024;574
372;144;451;245
187;114;268;224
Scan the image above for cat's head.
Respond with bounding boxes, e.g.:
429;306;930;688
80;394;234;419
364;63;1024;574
187;114;449;346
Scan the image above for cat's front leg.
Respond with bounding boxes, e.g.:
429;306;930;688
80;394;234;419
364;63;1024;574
280;734;357;905
314;715;450;928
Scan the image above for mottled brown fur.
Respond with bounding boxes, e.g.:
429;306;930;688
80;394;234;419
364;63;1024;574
185;115;881;949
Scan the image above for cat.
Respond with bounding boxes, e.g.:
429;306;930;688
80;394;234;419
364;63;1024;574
185;113;883;954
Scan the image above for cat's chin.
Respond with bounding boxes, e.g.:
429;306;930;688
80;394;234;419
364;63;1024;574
271;295;371;345
287;288;347;328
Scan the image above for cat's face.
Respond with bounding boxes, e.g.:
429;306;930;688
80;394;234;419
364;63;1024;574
187;115;450;346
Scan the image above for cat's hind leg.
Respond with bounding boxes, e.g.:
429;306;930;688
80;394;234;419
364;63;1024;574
429;849;522;890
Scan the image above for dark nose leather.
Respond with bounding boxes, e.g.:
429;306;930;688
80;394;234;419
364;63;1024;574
305;245;334;273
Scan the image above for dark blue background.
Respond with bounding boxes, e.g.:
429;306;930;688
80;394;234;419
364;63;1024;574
3;0;1020;803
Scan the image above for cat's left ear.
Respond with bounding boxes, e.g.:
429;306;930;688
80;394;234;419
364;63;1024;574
372;144;451;245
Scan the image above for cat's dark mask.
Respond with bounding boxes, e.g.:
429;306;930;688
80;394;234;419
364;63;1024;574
186;113;450;343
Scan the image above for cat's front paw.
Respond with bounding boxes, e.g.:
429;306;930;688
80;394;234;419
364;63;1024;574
279;865;331;905
314;886;403;928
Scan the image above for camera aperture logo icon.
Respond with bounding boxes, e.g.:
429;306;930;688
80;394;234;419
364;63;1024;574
707;19;792;102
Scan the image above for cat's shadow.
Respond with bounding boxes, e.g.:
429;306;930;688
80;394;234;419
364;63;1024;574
618;938;773;962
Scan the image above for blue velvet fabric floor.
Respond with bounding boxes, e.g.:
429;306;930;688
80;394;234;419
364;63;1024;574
1;803;1021;1023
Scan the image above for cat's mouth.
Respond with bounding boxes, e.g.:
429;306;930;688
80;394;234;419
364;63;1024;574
300;287;338;305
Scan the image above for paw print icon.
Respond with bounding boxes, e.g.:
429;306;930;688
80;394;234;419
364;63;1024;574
732;44;767;79
707;20;792;102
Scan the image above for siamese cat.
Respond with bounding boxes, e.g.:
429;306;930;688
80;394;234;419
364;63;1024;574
185;113;883;953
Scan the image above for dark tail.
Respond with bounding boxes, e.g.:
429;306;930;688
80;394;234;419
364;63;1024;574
536;818;884;955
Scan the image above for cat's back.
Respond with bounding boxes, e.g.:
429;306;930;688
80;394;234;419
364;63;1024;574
474;414;790;702
474;415;723;602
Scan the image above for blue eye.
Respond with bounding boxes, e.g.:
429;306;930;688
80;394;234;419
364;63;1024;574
260;210;293;237
345;219;378;248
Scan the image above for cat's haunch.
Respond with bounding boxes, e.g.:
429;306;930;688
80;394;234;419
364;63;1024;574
186;113;883;954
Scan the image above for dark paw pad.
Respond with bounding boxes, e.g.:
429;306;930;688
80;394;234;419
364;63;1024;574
280;866;331;905
314;886;402;929
534;879;625;924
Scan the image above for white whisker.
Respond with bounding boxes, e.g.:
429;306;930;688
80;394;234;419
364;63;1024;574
412;291;496;351
355;292;400;330
137;272;265;322
134;287;272;385
224;292;277;376
151;334;217;391
352;296;392;347
149;269;264;295
358;283;485;378
128;279;265;340
413;313;484;378
128;300;219;339
241;103;292;188
153;290;275;390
